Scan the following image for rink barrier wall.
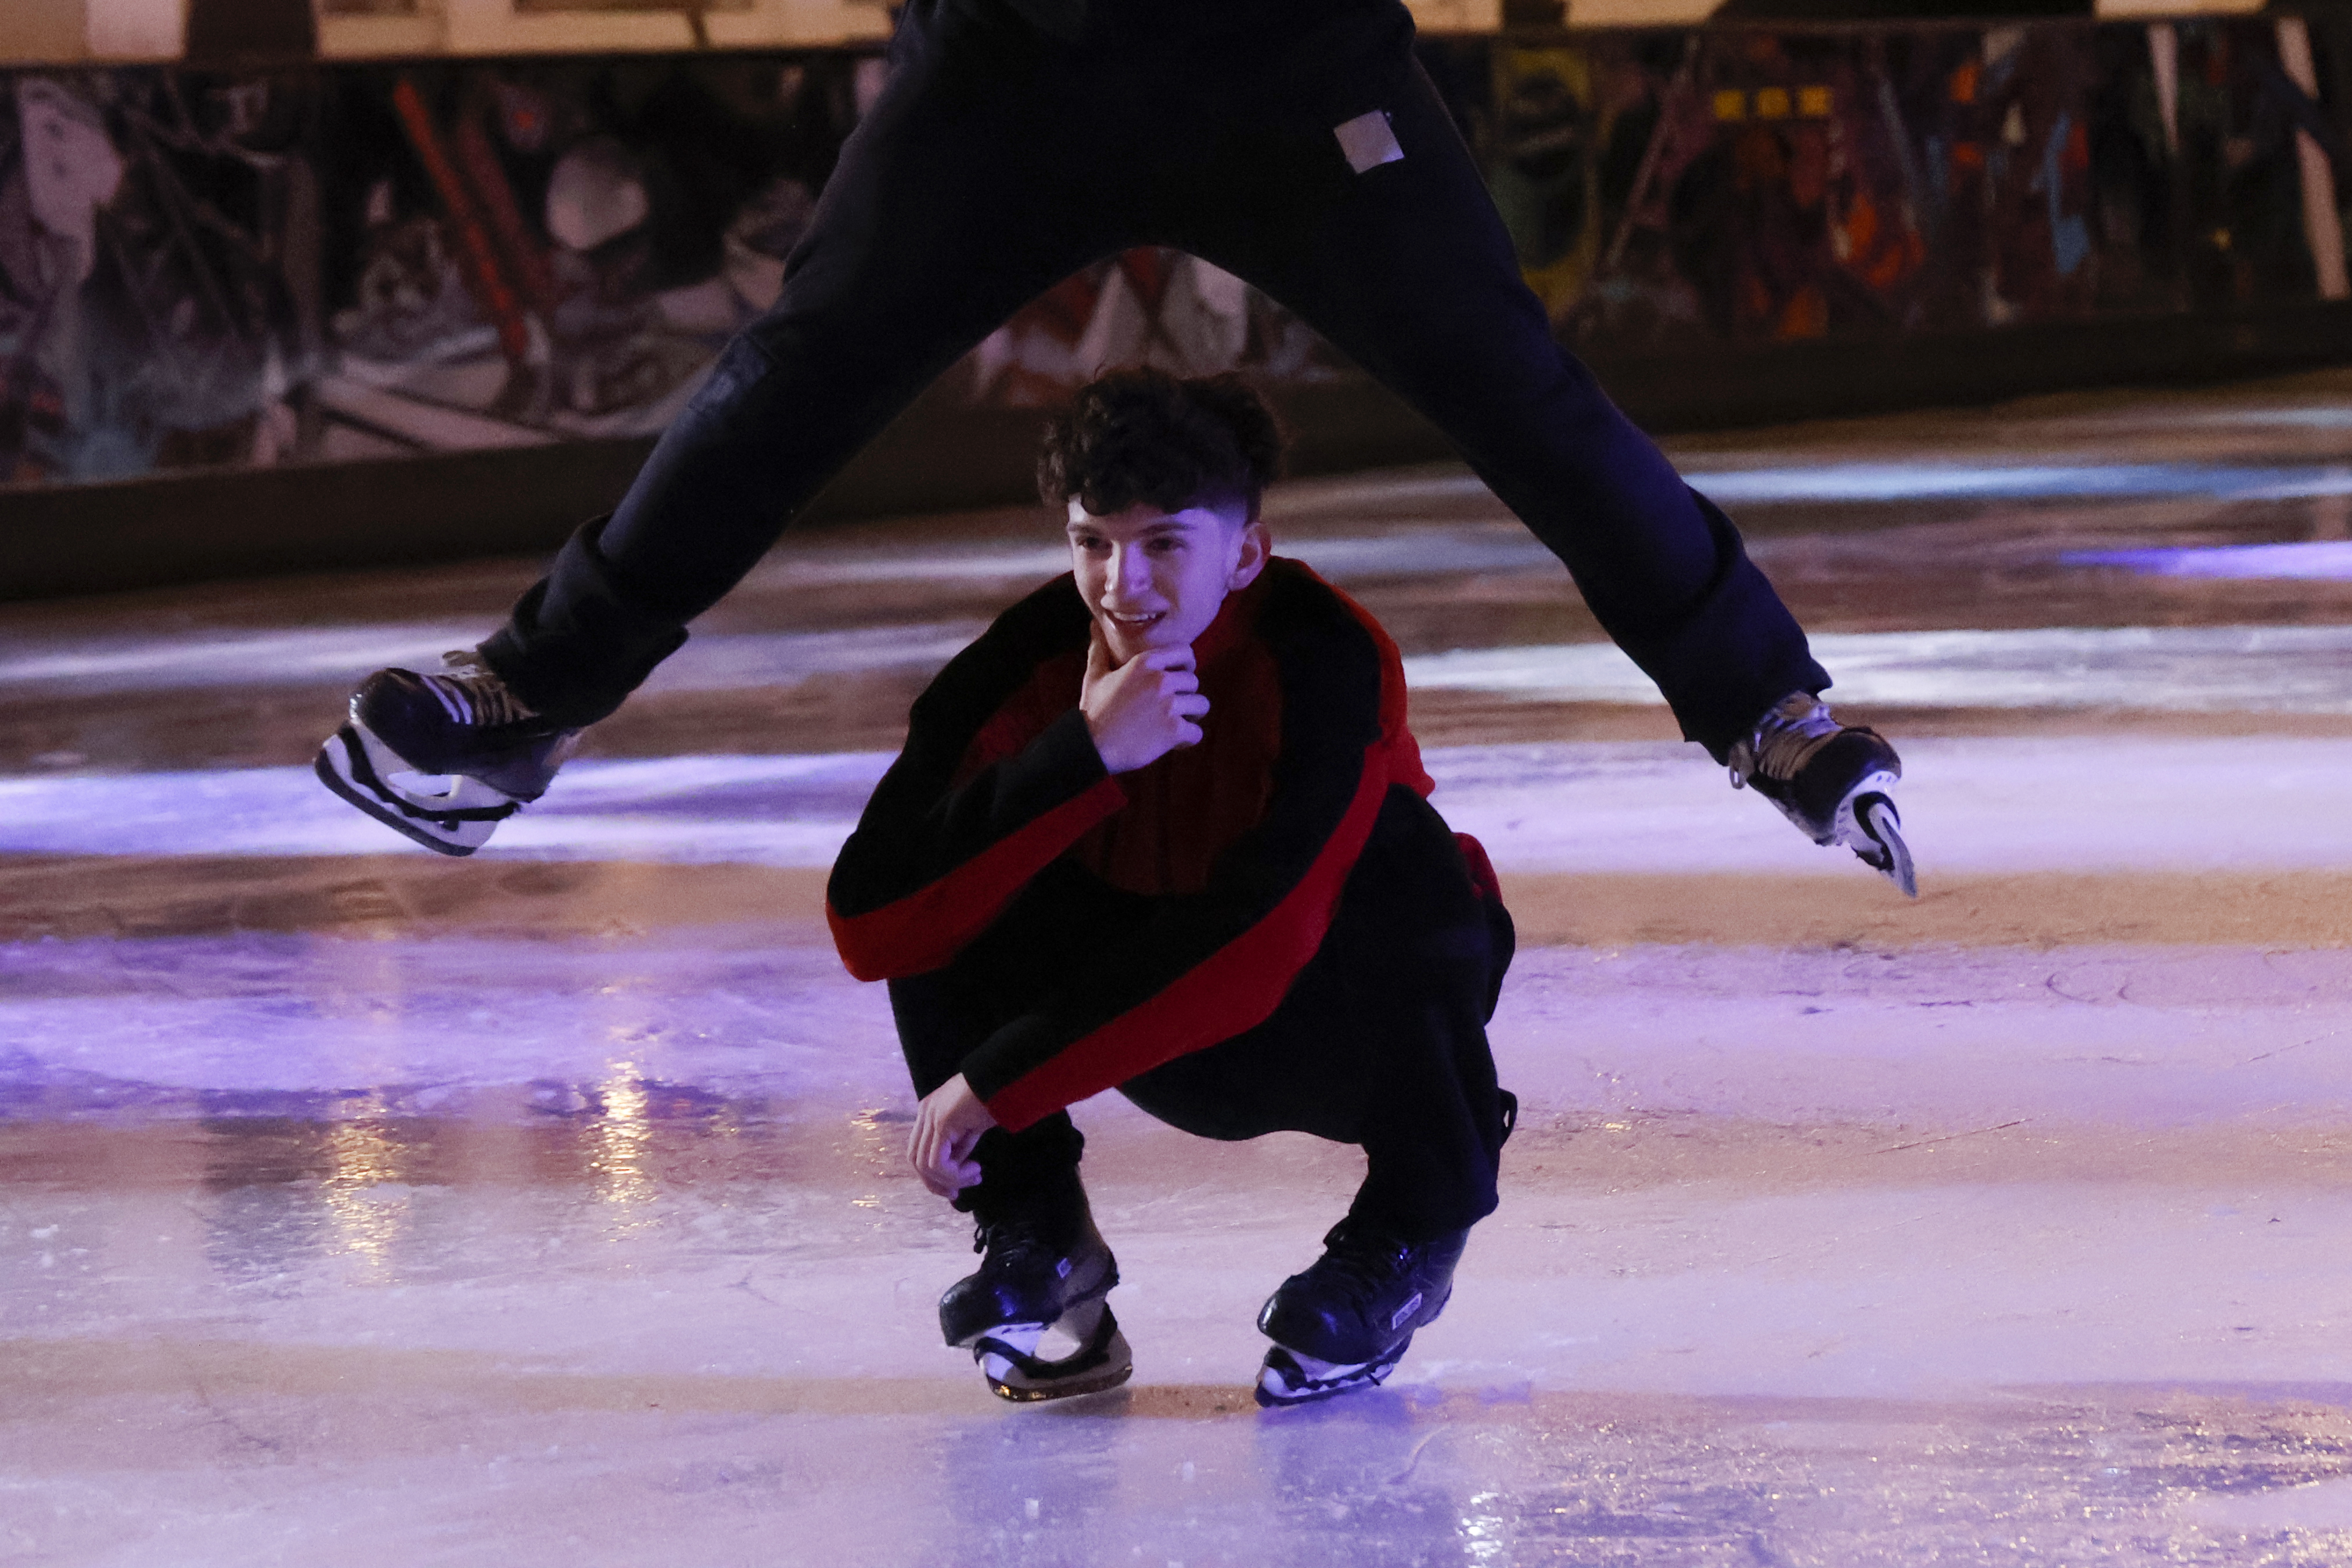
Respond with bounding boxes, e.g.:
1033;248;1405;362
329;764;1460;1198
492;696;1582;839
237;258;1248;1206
9;17;2352;598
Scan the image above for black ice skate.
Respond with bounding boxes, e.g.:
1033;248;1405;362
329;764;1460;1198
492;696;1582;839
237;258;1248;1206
940;1189;1132;1402
314;653;577;857
1728;692;1916;898
1254;1220;1469;1407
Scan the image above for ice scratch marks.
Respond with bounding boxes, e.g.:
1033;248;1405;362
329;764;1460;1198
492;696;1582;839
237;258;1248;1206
1875;1121;2029;1156
2236;1024;2352;1069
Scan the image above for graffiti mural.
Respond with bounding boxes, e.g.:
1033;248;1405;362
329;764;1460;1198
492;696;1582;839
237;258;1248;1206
1501;17;2352;353
1534;24;2119;347
3;19;2351;490
2;71;319;482
311;57;866;460
967;249;1350;407
0;57;871;484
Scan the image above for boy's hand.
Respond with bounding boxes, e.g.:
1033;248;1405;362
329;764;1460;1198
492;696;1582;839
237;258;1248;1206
1083;631;1209;774
910;1073;997;1198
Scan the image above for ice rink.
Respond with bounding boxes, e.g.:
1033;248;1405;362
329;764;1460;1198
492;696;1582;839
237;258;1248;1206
14;371;2352;1563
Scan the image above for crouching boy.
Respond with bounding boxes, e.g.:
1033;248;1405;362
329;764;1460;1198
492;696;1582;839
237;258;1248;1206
826;369;1516;1407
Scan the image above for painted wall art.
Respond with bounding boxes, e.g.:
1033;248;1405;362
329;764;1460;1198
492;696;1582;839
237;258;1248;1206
2;18;2349;488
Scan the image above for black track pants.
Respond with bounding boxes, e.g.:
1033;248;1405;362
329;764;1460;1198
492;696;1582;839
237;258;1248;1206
890;789;1516;1242
481;0;1826;758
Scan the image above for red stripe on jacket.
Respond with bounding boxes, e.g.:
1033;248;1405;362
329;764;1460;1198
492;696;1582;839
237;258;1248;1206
830;559;1442;1128
980;739;1394;1129
983;571;1425;1129
826;773;1128;983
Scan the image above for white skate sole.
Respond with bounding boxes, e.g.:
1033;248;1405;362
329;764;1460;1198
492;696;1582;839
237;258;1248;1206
971;1296;1133;1402
1831;768;1916;898
1255;1340;1410;1408
1764;765;1917;898
314;721;521;858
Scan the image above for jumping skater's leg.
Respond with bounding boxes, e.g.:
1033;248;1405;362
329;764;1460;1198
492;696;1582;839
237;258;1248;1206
488;6;1125;725
316;2;1131;853
1163;59;1810;753
1161;59;1912;887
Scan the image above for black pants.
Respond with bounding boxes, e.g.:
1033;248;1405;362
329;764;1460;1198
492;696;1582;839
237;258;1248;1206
480;0;1826;759
889;789;1515;1242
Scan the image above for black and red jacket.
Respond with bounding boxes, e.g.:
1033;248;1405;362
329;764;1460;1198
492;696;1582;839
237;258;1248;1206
827;556;1497;1132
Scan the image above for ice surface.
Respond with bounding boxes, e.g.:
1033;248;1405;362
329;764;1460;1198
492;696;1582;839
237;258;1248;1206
1682;459;2352;502
20;379;2352;1564
2069;541;2352;580
1406;624;2352;713
11;736;2352;877
8;933;2352;1128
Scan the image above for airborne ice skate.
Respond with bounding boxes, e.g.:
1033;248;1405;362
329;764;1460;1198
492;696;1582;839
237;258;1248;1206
940;1190;1132;1402
314;653;577;857
1254;1219;1469;1407
1728;692;1916;897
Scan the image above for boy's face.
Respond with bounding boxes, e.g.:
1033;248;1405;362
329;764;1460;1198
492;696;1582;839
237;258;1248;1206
1066;496;1270;664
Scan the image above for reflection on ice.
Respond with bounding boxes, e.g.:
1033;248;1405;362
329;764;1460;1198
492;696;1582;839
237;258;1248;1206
2067;540;2352;579
0;752;891;860
0;930;905;1110
1688;459;2352;503
13;733;2352;876
0;623;485;691
931;1400;1131;1558
591;1066;658;1210
321;1118;412;1269
1405;623;2352;713
1267;453;2352;506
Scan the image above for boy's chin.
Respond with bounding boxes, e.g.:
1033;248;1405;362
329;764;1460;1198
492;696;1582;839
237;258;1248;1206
1104;621;1194;661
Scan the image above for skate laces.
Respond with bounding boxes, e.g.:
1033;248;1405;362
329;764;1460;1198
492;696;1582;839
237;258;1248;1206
418;651;540;729
971;1213;1065;1268
1728;692;1842;789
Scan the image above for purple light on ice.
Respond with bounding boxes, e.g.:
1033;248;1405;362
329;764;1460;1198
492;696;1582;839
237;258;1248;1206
2064;541;2352;580
1694;462;2352;504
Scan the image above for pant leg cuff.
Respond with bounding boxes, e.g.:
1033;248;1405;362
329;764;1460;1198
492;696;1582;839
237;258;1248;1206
480;516;691;727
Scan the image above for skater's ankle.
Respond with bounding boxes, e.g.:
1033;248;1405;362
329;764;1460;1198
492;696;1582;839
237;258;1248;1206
1729;690;1840;787
964;1171;1094;1235
1340;1188;1488;1250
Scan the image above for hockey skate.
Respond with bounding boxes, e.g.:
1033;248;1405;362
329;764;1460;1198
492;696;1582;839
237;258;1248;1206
1728;692;1916;898
1254;1219;1469;1407
941;1188;1132;1402
314;653;577;857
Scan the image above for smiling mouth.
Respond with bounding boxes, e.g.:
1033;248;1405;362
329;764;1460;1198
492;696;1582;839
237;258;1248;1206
1106;612;1164;630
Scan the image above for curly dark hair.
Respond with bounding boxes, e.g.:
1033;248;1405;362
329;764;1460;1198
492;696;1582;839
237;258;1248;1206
1037;368;1286;520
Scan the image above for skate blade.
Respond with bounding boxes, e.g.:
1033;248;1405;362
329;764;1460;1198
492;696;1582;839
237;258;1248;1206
1253;1342;1408;1408
1855;794;1917;898
977;1303;1134;1403
984;1351;1133;1402
314;724;513;857
1828;774;1915;898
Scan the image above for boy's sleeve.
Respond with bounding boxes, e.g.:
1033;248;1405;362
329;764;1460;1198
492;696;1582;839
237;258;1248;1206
959;581;1403;1130
826;591;1126;983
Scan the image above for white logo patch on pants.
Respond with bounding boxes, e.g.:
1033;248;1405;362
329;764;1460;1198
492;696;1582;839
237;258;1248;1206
1335;110;1405;175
